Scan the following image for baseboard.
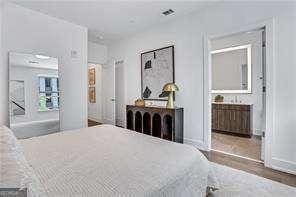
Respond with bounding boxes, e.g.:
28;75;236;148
270;157;296;175
102;118;114;125
116;118;125;128
88;117;102;123
183;138;207;151
253;129;264;136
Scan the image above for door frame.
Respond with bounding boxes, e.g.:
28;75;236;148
101;62;116;125
115;60;125;127
203;18;275;168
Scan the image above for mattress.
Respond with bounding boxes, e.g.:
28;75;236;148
20;124;210;197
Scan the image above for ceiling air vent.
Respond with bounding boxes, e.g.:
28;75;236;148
29;61;39;64
162;9;174;16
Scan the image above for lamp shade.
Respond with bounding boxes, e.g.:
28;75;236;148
162;83;179;92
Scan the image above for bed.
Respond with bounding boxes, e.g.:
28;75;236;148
14;124;210;196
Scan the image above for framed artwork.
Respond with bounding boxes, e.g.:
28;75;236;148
88;68;95;85
141;45;174;100
89;87;96;103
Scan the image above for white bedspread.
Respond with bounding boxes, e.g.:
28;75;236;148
20;124;210;197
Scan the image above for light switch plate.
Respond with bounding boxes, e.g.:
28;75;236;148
71;50;78;58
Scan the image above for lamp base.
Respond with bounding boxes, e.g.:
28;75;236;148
166;92;174;109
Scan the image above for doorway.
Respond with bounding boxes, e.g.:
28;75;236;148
88;63;103;127
210;29;265;162
203;19;275;167
100;60;125;126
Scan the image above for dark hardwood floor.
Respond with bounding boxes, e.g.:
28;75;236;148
201;150;296;187
88;119;102;127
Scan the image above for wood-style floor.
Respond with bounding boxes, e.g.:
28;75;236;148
202;150;296;187
88;119;102;127
211;131;262;161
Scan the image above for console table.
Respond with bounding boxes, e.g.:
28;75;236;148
126;105;184;143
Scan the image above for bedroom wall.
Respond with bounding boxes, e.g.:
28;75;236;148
88;41;107;64
211;31;264;136
0;2;4;128
1;3;88;131
107;1;296;173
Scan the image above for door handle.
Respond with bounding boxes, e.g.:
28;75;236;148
110;99;116;101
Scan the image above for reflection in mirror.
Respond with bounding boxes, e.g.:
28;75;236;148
211;44;251;93
10;80;25;116
9;52;60;139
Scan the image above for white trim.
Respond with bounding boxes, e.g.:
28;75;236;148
184;138;207;150
37;74;58;78
211;149;264;163
102;118;114;125
211;44;251;54
270;158;296;175
88;117;102;123
203;36;212;151
203;18;275;169
253;129;264;136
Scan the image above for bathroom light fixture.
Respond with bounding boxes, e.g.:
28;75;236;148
35;54;50;59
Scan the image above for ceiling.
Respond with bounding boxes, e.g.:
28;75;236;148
10;52;58;70
11;1;217;45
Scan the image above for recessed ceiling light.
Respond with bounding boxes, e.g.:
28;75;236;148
35;54;50;59
97;35;103;40
162;9;174;16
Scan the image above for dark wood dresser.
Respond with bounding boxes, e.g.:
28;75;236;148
212;103;252;137
126;105;184;143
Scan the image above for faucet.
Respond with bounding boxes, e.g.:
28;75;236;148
235;96;238;103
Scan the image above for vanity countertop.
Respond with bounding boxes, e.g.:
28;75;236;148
212;102;253;106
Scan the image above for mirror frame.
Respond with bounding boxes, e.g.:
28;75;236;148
211;44;252;94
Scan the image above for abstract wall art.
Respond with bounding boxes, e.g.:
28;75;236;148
88;68;95;86
89;87;96;103
141;46;174;100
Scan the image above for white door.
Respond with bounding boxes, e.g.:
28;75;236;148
102;63;115;125
115;61;125;127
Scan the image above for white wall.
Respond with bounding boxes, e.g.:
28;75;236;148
1;3;88;131
211;31;264;136
107;2;296;173
88;41;107;64
88;64;102;122
0;2;4;127
10;66;59;124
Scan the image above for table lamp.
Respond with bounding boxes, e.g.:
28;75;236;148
162;83;179;108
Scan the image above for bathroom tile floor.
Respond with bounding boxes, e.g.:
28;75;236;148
211;131;262;161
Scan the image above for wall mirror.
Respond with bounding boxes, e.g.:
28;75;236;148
9;52;60;139
211;44;252;93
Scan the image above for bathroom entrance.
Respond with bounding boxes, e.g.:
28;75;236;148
208;27;267;162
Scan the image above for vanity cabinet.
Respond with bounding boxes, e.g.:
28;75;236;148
212;103;252;137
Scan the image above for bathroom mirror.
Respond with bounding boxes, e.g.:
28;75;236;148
9;52;60;139
211;44;251;93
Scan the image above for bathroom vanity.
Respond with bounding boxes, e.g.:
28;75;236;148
212;103;253;137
